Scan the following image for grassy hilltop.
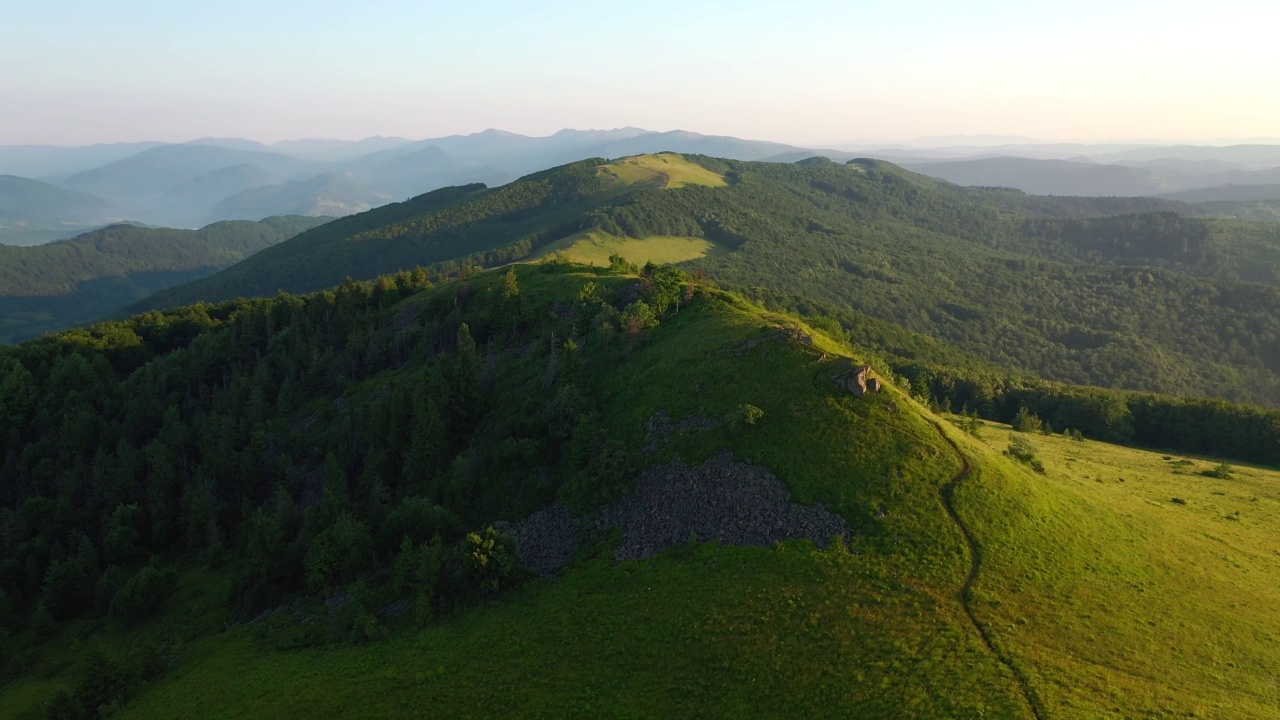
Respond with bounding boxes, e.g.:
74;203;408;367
2;262;1278;718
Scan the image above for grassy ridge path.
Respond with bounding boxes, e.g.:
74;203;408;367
932;420;1048;720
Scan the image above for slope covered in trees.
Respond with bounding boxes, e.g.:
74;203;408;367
0;176;131;246
134;154;1280;407
2;262;1278;718
0;216;329;343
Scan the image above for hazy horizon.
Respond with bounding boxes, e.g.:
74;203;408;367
5;128;1280;151
3;0;1276;147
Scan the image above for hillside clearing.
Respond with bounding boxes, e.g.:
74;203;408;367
530;230;721;267
599;153;728;189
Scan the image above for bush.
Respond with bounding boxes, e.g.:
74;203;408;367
621;300;658;336
305;512;374;594
94;565;126;617
31;603;56;642
955;412;984;438
733;403;765;428
111;561;177;626
608;254;638;274
460;526;520;595
1011;406;1043;433
1202;462;1234;479
1005;435;1046;473
0;588;11;633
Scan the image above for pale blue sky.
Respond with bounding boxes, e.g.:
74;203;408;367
1;0;1275;145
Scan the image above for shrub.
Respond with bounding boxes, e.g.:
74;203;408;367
733;403;765;428
956;412;984;438
622;300;658;336
1011;406;1043;433
608;254;638;274
461;526;520;595
1202;462;1234;479
31;603;56;642
305;512;374;594
1005;435;1046;473
0;588;11;633
111;561;177;626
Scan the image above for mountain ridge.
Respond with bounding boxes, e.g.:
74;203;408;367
0;215;330;342
127;153;1280;409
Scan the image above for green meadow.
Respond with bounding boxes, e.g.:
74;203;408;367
598;152;728;190
530;231;720;267
954;419;1280;718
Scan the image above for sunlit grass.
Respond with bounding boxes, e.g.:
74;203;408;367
953;420;1280;719
530;230;720;267
599;153;727;189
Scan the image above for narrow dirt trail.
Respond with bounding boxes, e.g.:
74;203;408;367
931;421;1048;720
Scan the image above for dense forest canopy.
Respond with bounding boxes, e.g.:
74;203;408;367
0;216;329;343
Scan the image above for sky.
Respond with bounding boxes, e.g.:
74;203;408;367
2;0;1277;147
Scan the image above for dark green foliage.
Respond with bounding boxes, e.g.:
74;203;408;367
132;162;612;311
1005;435;1046;473
110;561;178;626
0;587;11;632
42;532;99;620
31;602;55;641
0;263;698;642
102;503;145;565
0;216;328;343
1012;406;1044;433
377;499;460;557
305;513;374;594
1202;462;1235;479
609;253;638;274
41;641;174;720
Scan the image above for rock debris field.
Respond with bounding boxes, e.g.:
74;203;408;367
510;451;851;573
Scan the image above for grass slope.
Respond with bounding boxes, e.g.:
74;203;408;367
599;152;728;189
952;420;1280;718
531;230;720;267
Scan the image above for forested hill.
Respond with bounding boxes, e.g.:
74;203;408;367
0;216;329;343
129;158;633;309
126;154;1280;407
3;262;1279;718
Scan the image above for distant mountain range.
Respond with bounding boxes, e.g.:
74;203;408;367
0;175;132;245
0;130;820;234
2;130;1279;243
901;156;1280;197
